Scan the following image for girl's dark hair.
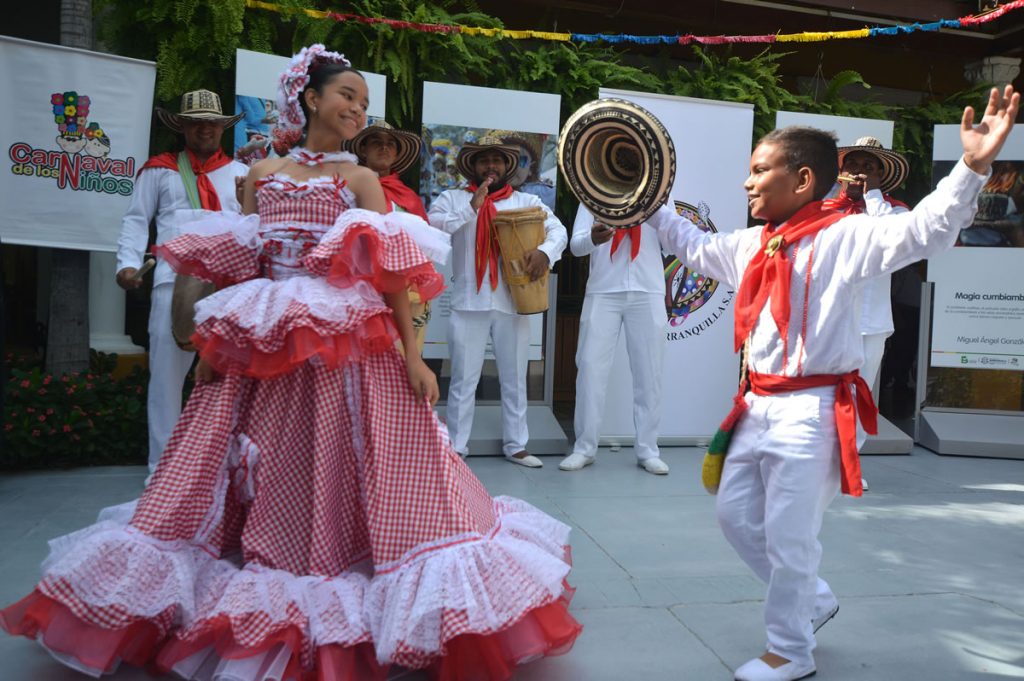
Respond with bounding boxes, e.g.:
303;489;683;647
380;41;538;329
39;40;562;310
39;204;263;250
299;62;364;132
758;126;839;201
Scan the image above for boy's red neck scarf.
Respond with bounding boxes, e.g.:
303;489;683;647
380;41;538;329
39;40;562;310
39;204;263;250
733;201;846;353
379;173;428;220
822;189;909;215
610;225;641;260
140;148;232;210
466;183;514;291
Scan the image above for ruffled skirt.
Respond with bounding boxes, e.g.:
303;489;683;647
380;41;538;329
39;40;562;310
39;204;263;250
1;352;580;680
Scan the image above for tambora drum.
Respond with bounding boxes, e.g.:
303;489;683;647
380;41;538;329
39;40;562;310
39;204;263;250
493;206;548;315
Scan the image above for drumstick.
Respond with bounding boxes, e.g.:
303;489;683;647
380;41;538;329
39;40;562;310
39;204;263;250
133;258;156;280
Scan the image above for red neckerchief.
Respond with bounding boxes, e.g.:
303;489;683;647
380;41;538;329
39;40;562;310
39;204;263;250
380;173;428;220
466;183;514;292
610;225;641;260
140;148;233;210
822;190;910;215
733;201;846;353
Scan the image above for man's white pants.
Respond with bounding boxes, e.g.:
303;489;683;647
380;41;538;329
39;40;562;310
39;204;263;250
572;292;665;461
446;309;530;457
147;283;195;471
856;332;889;450
716;386;841;665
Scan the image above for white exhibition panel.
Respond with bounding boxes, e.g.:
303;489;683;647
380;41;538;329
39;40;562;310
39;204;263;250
0;36;155;251
775;111;894;147
928;125;1024;372
596;89;754;441
234;48;386;155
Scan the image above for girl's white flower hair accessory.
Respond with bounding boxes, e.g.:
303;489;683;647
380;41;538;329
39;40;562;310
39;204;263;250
276;44;351;132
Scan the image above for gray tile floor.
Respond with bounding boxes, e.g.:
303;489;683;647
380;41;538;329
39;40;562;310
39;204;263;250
2;446;1023;680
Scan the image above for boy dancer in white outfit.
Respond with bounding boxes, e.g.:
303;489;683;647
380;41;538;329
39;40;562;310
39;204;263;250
561;207;669;475
649;87;1018;681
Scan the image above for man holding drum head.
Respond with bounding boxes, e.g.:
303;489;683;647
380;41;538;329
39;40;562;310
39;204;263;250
428;135;567;467
115;89;248;472
561;209;670;475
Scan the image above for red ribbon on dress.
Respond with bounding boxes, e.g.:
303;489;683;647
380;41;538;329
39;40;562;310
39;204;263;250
140;148;232;210
748;371;877;497
380;173;428;220
733;201;846;353
466;183;514;292
822;190;910;215
610;225;641;260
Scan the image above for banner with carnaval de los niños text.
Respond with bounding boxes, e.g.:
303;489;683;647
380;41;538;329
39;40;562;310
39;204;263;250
0;36;155;251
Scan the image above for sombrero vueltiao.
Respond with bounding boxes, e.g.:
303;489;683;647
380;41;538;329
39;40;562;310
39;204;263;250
488;129;543;167
557;98;676;228
155;89;244;133
455;136;519;185
837;136;909;194
348;120;422;175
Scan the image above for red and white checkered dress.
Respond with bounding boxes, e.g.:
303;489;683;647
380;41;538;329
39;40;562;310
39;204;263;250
1;173;581;681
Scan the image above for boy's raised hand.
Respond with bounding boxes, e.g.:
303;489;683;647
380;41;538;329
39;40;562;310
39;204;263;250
961;85;1020;175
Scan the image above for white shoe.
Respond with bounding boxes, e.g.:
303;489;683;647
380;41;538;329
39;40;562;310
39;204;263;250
507;451;543;468
559;453;595;471
861;477;869;491
812;602;839;633
734;657;816;681
638;457;669;475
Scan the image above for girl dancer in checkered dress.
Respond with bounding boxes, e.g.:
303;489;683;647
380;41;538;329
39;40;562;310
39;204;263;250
1;45;580;681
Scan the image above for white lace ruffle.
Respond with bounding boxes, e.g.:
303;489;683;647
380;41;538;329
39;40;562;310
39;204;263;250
174;210;263;250
37;497;571;669
322;208;451;265
193;275;388;339
258;173;358;204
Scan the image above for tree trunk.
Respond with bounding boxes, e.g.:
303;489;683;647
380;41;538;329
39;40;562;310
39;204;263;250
45;0;94;375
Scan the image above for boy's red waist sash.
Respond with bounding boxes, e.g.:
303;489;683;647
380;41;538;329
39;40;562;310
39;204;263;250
719;371;878;497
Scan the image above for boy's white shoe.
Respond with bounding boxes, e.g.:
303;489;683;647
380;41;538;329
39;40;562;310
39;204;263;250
812;602;839;633
734;657;816;681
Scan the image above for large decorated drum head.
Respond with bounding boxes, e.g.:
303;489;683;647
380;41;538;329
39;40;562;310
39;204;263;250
558;98;676;227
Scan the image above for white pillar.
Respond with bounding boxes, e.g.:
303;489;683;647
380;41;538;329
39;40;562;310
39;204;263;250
88;250;144;354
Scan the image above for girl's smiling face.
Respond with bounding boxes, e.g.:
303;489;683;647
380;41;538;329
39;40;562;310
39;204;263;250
305;70;368;141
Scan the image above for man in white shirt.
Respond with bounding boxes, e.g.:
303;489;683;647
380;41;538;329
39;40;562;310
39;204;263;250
428;136;567;467
650;86;1017;681
825;137;912;474
115;89;248;471
560;208;669;475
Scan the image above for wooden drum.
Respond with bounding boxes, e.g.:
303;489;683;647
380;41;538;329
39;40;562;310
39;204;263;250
493;206;548;315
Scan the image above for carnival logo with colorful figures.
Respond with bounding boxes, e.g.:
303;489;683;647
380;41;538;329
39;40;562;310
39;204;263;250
663;200;734;340
7;91;136;195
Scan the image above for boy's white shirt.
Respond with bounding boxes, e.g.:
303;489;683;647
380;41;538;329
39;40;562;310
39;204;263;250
649;158;987;377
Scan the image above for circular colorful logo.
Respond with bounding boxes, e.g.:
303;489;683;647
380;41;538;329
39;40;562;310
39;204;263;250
664;200;718;325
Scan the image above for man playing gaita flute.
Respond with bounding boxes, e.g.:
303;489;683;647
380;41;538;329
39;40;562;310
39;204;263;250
428;136;567;467
824;137;911;490
648;86;1018;681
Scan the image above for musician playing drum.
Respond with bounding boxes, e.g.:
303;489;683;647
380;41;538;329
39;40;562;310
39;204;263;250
427;135;567;468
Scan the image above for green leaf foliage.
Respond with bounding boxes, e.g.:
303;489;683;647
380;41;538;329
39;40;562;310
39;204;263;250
94;1;992;209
